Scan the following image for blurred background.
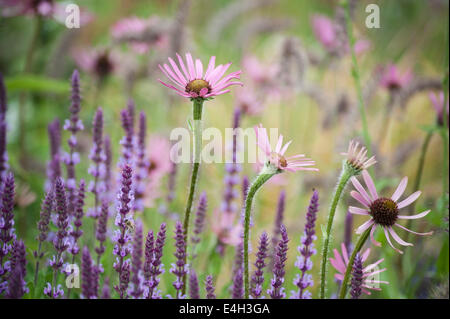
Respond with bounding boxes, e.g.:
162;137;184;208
0;0;448;299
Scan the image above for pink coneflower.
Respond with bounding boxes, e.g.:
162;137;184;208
254;124;318;173
341;140;377;173
330;243;388;295
158;53;243;99
429;91;449;127
111;16;169;54
349;170;433;254
242;56;277;88
379;64;413;91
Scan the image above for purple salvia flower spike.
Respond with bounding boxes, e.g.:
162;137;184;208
46;119;61;189
88;107;104;221
272;190;285;259
291;189;319;299
205;275;216;299
170;221;187;299
251;232;269;299
350;253;363;299
189;270;200;299
134;111;148;211
95;200;109;264
7;240;28;298
344;210;353;253
191;191;207;249
101;277;110;299
69;179;85;257
268;224;289;299
130;219;144;298
145;223;166;299
231;243;244;299
113;164;133;299
0;173;15;290
119;107;135;168
103;135;112;199
81;246;93;299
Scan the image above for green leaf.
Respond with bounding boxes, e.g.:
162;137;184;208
4;74;69;94
437;237;449;277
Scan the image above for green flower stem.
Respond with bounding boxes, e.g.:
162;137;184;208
405;130;433;241
243;169;276;299
182;98;204;295
338;227;371;299
319;166;352;299
344;1;372;163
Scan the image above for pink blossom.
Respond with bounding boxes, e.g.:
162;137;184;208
429;91;449;126
158;53;243;99
379;64;413;90
311;15;337;51
349;170;433;254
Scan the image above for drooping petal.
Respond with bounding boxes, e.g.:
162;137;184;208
397;209;431;220
394;223;433;236
383;227;403;254
397;191;421;209
388;227;413;246
356;218;374;234
370;224;381;247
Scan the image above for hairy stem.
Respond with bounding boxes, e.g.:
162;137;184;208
182;99;204;295
319;167;351;298
243;171;274;299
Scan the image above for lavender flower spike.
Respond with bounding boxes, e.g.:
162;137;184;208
119;107;135;167
46;119;61;189
69;180;85;257
189;270;200;299
232;243;244;299
63;70;84;217
272;190;285;254
145;223;166;299
291;189;319;299
134;111;148;211
6;240;27;298
95;200;109;264
205;275;216;299
170;221;187;299
192;191;207;246
113;164;134;299
103;135;113;199
351;253;363;299
81;246;94;299
46;177;69;298
268;224;289;299
251;232;269;299
130;219;144;299
88;107;104;220
0;173;15;293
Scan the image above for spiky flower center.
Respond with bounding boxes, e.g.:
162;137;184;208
186;79;210;94
269;152;287;168
369;197;399;227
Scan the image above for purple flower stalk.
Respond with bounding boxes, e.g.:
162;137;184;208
272;190;286;254
292;190;319;299
113;164;134;299
47;177;69;298
134;111;148;211
189;270;200;299
95;200;109;265
34;190;54;286
170;221;187;299
119;105;135;168
63;70;84;217
191;191;207;248
103;135;113;199
130;219;144;298
101;277;110;299
232;243;244;299
144;223;166;299
267;224;289;299
205;275;216;299
251;232;269;299
81;246;94;299
6;240;27;299
69;180;85;257
87;108;105;220
0;173;15;290
46;119;61;190
350;253;363;299
344;210;353;253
